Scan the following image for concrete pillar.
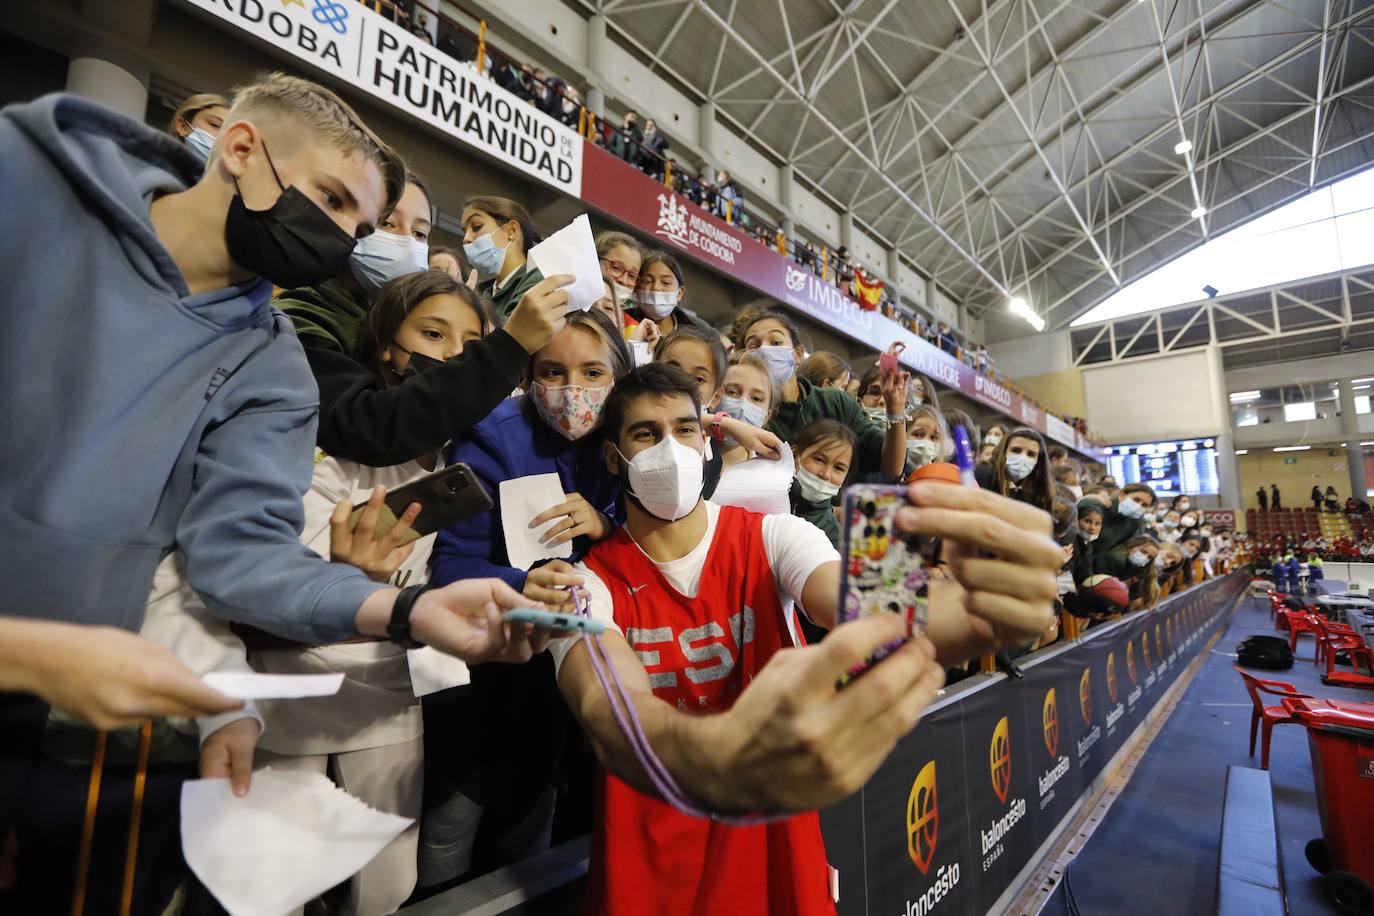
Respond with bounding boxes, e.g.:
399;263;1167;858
1338;379;1369;500
697;102;719;177
886;249;902;308
1206;345;1243;508
781;216;795;237
585;86;606;119
66;36;148;121
839;210;854;252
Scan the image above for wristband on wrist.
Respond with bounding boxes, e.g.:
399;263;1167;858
387;585;428;649
710;412;730;441
886;411;909;427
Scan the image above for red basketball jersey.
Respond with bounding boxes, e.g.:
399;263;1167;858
579;506;835;916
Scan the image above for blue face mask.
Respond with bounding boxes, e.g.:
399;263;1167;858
754;345;796;388
463;228;510;279
184;127;215;165
1005;453;1036;482
718;395;766;429
349;230;429;295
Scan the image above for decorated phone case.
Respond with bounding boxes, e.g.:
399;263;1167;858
838;485;935;678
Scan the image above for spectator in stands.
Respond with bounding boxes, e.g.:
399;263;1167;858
551;363;1059;915
1311;484;1324;511
431;309;632;872
937;323;958;355
799;351;853;392
1091;535;1162;610
789;420;856;546
436;28;476;65
427;244;462;280
903;405;952;480
975;344;992;374
976;427;1054;513
845;374;863;399
715;169;742;223
1052;464;1082;499
941;408;980;454
1257;485;1268;510
909;373;940;411
1325;485;1341;511
1048;446;1069;469
985;423;1007;450
856;366;887;426
1096;483;1158;554
279;176;568;469
1271;483;1282;509
168;91;229;165
610;110;643;168
596;229;644;316
741;310;907;478
977;441;997;465
1071;499;1104;584
835;247;855;291
640;117;669;179
630;251;711;336
460;195;544;319
714;350;782;472
558;84;582;128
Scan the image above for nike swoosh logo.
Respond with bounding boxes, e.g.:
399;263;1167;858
628;585;648;595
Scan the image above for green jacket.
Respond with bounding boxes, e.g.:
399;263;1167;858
276;280;366;354
481;262;544;320
790;485;840;547
767;377;885;474
1091;546;1138;580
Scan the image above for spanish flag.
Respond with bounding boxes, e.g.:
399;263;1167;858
853;268;884;310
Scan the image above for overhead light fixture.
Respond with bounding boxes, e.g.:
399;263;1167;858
1353;377;1374;384
1355;384;1370;391
1190;205;1207;219
1235;449;1248;455
1229;390;1261;402
1174;139;1193;155
1007;295;1044;332
1273;446;1310;452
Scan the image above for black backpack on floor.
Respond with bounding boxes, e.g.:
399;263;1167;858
1237;635;1294;671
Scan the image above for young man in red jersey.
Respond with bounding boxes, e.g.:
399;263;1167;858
551;363;1063;915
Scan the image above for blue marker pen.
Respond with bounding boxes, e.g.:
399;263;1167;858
953;425;976;488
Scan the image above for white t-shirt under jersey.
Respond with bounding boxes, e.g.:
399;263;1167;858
549;501;839;674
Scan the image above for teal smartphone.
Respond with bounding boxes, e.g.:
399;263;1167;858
503;607;606;635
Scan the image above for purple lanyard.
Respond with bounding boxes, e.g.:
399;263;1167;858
570;587;786;825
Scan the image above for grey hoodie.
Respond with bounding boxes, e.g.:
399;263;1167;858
0;94;382;644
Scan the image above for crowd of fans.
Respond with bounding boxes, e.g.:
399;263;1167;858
0;35;1150;916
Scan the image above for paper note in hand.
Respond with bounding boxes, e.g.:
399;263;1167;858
181;768;412;916
203;672;344;701
500;473;575;571
527;213;605;314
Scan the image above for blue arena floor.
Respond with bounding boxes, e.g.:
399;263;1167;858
1041;591;1373;916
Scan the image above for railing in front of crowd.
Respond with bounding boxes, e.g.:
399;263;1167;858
342;0;1099;444
398;569;1250;915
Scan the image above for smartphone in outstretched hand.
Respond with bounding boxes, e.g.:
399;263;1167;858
503;607;606;635
348;463;492;545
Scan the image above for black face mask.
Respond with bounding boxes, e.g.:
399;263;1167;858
389;342;453;380
224;140;357;289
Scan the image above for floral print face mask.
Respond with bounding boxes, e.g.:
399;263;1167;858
530;382;611;440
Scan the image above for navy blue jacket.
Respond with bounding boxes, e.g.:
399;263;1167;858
431;397;622;591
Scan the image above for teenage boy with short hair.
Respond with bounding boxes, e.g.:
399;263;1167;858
0;73;543;689
553;363;1062;915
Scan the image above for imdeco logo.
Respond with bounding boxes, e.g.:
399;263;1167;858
990;717;1012;804
1043;688;1059;757
1079;668;1092;725
906;761;939;874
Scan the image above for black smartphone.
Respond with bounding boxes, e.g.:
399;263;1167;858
349;463;492;544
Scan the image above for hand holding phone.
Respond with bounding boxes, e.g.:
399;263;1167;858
503;607;605;635
347;463;493;546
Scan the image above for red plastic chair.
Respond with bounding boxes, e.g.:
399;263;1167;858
1321;629;1374;680
1287;613;1322;658
1234;666;1313;769
1313;617;1361;666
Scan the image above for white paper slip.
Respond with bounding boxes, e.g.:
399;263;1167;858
499;473;574;571
527;214;605;314
181;768;412;916
628;339;652;367
203;671;344;701
709;443;796;517
407;647;471;698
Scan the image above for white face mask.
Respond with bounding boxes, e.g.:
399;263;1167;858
612;281;635;305
463;228;510;279
1180;515;1198;528
620;435;704;521
1117;498;1145;520
1068;485;1084;500
349;229;429;294
184;126;216;164
794;466;840;504
906;438;941;468
1129;550;1150;567
635;289;678;320
1005;453;1036;482
1081;531;1099;543
985;433;1003;448
862;403;887;424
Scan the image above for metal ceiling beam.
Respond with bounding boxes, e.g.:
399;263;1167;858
685;0;1009;297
